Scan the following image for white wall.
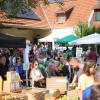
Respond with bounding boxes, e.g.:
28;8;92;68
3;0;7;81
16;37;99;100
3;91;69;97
51;27;75;39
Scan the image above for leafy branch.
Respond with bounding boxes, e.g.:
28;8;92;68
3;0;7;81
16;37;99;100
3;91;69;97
75;22;100;37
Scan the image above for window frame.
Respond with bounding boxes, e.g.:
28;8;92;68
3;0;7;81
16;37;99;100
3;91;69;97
96;11;100;21
57;14;66;23
94;9;100;21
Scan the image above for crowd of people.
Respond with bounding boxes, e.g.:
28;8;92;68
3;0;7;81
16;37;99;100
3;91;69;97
0;44;100;100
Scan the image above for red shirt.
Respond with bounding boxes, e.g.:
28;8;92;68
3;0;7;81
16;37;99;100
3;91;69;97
88;51;97;61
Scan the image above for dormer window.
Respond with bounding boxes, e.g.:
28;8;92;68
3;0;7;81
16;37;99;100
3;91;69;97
56;6;74;24
94;2;100;21
57;14;66;23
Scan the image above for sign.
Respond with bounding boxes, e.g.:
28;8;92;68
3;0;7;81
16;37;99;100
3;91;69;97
23;63;29;70
47;77;67;91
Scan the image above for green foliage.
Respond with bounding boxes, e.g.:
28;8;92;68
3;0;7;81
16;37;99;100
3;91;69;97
43;0;49;5
27;0;38;8
0;0;5;10
75;22;100;37
0;0;24;17
10;0;23;17
75;22;89;37
0;0;65;18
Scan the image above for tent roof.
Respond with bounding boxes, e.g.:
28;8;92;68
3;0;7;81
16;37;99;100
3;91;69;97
0;33;26;48
56;34;78;43
69;33;100;45
39;35;54;42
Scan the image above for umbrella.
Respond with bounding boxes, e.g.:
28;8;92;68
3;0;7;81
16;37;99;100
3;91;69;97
69;33;100;56
69;33;100;45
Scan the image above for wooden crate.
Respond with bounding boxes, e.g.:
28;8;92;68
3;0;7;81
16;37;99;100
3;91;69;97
10;93;28;100
46;77;67;91
2;93;13;100
23;88;49;100
3;81;22;93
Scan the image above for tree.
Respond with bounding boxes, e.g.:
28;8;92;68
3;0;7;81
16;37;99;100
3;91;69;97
75;22;100;37
0;0;65;10
0;0;65;18
75;22;89;37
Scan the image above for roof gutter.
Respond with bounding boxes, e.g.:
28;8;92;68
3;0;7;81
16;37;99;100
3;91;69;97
2;23;50;30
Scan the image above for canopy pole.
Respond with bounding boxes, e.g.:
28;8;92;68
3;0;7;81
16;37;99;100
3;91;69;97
23;40;30;87
95;44;97;55
95;44;98;67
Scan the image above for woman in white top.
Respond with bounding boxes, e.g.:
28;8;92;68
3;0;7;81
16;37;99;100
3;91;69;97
78;60;95;100
30;61;44;88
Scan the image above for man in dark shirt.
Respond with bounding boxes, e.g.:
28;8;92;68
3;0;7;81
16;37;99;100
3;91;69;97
0;55;7;81
69;57;84;85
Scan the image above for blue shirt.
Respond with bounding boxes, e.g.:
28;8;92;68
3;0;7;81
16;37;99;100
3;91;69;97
15;64;24;74
82;86;93;100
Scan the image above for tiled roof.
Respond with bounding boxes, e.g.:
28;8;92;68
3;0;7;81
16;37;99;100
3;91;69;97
40;0;77;28
0;7;49;29
0;0;95;29
56;6;75;14
66;0;95;27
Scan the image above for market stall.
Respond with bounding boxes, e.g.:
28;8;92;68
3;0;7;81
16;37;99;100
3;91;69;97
56;35;78;44
69;33;100;55
0;33;26;48
69;33;100;45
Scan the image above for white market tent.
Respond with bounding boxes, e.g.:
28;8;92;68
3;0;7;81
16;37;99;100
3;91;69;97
38;35;54;42
69;33;100;45
39;32;73;42
39;28;75;50
38;33;68;50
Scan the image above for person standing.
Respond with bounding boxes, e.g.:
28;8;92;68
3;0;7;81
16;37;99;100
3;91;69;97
15;57;25;81
69;57;84;86
87;47;97;62
88;85;100;100
82;66;100;100
0;54;7;81
63;58;74;83
30;61;44;88
77;60;95;100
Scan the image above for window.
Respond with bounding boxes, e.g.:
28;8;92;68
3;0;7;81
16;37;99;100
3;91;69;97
56;6;74;23
96;11;100;21
57;15;66;23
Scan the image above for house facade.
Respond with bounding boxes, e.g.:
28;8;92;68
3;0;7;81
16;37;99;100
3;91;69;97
0;0;98;46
